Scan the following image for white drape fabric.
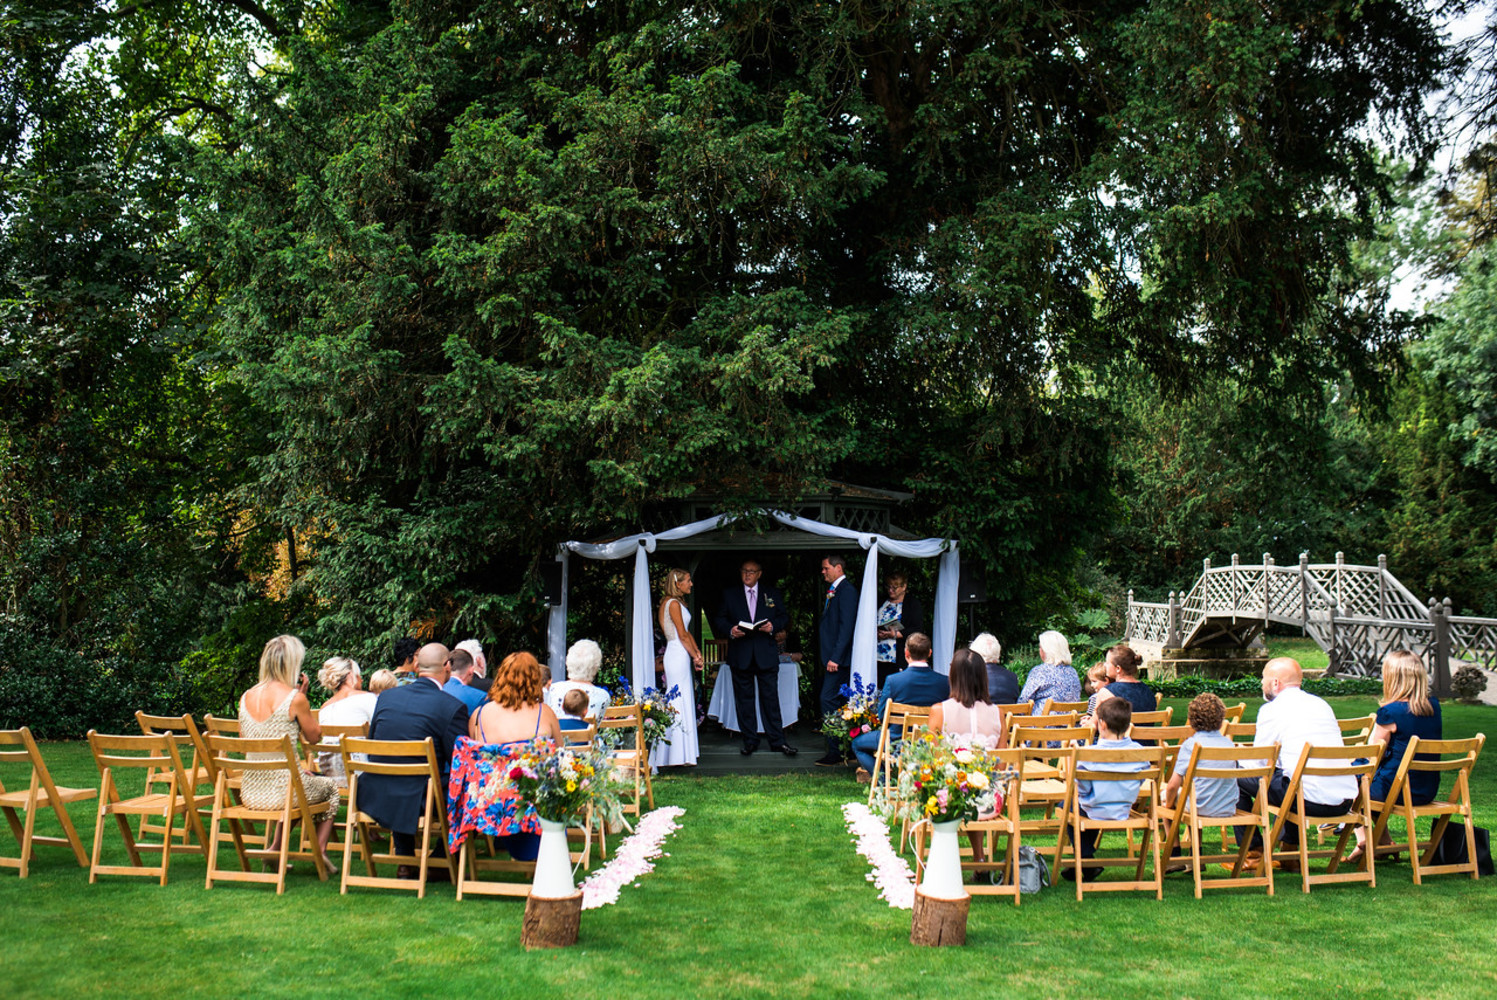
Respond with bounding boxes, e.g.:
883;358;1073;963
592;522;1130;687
548;510;959;688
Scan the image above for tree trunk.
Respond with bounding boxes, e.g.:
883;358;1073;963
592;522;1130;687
521;891;583;949
910;888;969;947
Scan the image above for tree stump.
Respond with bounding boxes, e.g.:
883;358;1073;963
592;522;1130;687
521;891;583;949
909;888;969;947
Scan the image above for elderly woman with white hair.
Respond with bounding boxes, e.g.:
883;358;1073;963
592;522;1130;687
543;639;612;721
970;632;1020;704
1018;630;1082;714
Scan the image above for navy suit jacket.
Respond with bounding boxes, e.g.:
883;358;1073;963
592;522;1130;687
713;584;789;675
879;664;951;734
364;678;468;835
818;576;857;672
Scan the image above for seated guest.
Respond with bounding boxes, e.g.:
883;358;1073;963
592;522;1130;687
1019;630;1081;713
315;655;378;786
558;688;592;731
239;635;339;870
970;632;1019;705
470;652;565;860
851;632;948;780
1083;662;1109;716
442;648;489;716
1092;644;1155;715
544;639;612;720
1350;649;1443;864
456;638;491;694
368;668;398;694
1063;697;1146;881
1164;693;1238;815
1235;657;1355;871
393;636;420;686
929;649;1005;751
930;648;1005;873
365;642;468;879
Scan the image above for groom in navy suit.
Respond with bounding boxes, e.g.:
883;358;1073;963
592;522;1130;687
816;552;859;765
712;559;795;756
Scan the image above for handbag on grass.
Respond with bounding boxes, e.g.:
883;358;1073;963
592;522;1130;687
1007;845;1050;893
1429;822;1494;876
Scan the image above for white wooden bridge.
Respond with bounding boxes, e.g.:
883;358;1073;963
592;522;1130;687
1124;553;1497;695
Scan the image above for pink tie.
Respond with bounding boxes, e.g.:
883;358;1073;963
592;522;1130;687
747;587;757;620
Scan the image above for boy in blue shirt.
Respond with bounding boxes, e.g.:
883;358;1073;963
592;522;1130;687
1065;696;1147;881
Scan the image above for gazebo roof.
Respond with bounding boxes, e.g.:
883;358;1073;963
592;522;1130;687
589;480;918;550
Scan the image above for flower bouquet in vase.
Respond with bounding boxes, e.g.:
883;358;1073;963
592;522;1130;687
502;737;622;948
609;677;680;753
882;734;1009;901
819;675;880;756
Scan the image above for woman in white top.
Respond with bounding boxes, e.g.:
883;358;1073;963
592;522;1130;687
652;568;703;767
929;648;1006;876
544;639;613;720
315;655;377;785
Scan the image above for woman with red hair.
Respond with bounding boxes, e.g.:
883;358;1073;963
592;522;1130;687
466;651;564;860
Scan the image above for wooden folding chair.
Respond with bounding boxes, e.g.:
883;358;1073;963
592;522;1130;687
1264;742;1380;893
306;724;370;790
0;727;95;877
134;712;214;846
600;704;653;824
911;750;1025;903
1041;699;1090;715
1225;721;1257;741
996;702;1033;721
337;737;455;898
558;724;603;868
1155;691;1164;708
202;733;332;893
1222;703;1247;726
1130;708;1174;728
1129;724;1194;746
1367;734;1486;883
866;702;932;809
1007;711;1081;748
1055;744;1167;899
86;730;210;885
1158;742;1278;897
201;715;240;736
1010;725;1091;869
1336;714;1377;743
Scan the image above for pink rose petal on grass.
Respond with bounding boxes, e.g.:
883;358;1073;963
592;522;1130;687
841;802;915;909
579;806;685;910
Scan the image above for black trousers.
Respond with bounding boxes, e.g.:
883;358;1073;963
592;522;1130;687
1235;772;1352;849
732;665;785;749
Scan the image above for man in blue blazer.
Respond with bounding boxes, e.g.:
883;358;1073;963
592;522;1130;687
365;642;468;878
816;553;859;765
851;632;949;775
712;558;796;756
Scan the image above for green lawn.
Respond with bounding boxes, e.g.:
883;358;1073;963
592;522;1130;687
1263;635;1332;674
5;699;1497;999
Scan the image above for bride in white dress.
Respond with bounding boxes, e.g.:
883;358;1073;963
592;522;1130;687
652;568;703;767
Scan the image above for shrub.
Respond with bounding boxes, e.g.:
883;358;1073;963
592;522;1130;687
1451;665;1488;703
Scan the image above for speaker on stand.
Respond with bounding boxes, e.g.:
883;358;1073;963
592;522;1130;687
957;565;987;639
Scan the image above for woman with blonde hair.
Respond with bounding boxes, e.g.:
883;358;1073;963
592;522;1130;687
468;651;566;861
1350;649;1443;863
314;655;378;785
653;568;702;767
238;635;341;868
1018;629;1081;714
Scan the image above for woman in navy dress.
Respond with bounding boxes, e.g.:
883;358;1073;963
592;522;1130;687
1350;649;1442;864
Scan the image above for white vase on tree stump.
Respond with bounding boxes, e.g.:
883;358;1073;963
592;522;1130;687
911;819;969;947
522;817;583;949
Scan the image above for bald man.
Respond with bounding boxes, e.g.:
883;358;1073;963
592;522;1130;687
1234;657;1357;867
365;641;468;877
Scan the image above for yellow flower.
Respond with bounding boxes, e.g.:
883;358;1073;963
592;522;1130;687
566;780;577;792
968;771;989;790
924;796;938;815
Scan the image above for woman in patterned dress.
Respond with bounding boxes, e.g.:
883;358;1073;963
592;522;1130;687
238;635;341;869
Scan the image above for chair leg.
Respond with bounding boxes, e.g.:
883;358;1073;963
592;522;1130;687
18;798;37;879
158;804;175;886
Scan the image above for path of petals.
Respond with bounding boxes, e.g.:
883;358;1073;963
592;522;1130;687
580;806;685;910
842;801;915;909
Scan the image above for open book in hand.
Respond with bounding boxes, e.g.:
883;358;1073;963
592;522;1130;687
737;619;771;631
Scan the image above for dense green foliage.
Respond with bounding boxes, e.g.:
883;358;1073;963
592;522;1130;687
1;1;1493;735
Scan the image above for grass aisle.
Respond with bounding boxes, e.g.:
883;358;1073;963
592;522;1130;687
5;701;1497;998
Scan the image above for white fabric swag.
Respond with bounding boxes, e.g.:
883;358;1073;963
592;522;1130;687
546;510;959;693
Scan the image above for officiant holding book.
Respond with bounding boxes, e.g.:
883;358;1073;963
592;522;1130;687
713;559;796;756
875;571;925;686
